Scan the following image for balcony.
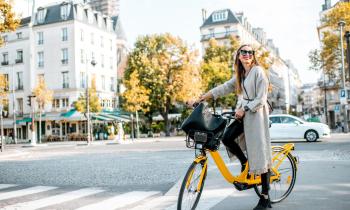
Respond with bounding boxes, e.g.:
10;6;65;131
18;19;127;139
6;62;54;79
15;58;23;64
201;30;239;41
1;61;8;66
61;59;68;65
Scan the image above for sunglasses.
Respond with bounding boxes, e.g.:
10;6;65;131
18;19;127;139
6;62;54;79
240;50;254;56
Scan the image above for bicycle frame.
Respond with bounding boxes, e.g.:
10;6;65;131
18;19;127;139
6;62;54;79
191;143;296;191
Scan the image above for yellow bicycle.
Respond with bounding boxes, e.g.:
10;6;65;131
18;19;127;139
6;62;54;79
177;103;298;210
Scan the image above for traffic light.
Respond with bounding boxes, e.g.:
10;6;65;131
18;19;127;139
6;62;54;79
27;95;32;107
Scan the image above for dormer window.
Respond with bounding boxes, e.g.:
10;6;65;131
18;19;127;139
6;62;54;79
212;10;228;22
60;4;71;20
37;8;46;24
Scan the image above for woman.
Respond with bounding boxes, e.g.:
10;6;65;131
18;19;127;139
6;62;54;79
195;44;273;210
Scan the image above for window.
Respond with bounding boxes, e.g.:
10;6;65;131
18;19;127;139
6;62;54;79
37;32;43;45
2;35;8;42
60;4;70;20
101;54;104;67
100;36;104;47
2;53;8;65
212;11;228;22
280;117;299;124
62;72;69;88
38;51;44;67
80;49;85;63
17;98;23;114
80;29;84;41
16;72;23;90
80;72;86;88
52;99;60;109
62;28;68;41
1;74;9;91
110;39;112;51
209;28;214;37
62;98;69;107
269;117;281;124
91;52;95;61
61;48;68;64
225;26;231;33
91;33;94;44
37;9;46;23
110;77;115;91
101;75;105;90
16;50;23;63
16;32;22;39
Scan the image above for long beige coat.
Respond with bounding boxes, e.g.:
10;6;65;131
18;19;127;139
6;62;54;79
210;66;272;174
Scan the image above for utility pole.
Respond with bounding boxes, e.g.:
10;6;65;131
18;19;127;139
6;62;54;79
11;64;17;144
338;20;349;133
345;31;350;79
85;54;96;145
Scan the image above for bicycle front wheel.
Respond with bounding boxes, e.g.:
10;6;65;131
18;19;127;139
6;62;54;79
254;148;297;203
177;160;207;210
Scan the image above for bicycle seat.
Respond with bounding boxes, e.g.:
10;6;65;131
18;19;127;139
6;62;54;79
181;103;226;133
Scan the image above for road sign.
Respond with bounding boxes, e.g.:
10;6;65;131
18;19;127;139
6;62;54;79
334;104;340;113
340;89;348;105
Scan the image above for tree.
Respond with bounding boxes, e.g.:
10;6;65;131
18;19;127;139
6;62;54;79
33;78;53;143
74;76;102;113
309;2;350;82
124;33;202;136
0;0;20;46
201;36;240;111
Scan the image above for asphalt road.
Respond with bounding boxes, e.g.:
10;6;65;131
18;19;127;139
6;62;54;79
0;134;349;209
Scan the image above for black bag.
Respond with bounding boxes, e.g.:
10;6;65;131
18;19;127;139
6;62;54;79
181;103;226;150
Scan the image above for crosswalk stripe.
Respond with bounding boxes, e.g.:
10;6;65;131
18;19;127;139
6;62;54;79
165;188;235;210
0;186;57;201
75;191;160;210
129;195;177;210
3;188;104;210
0;184;17;190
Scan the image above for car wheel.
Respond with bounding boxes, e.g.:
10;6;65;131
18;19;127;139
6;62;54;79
305;130;318;142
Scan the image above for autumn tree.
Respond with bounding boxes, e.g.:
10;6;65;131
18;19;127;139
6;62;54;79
0;0;20;46
74;76;102;113
124;33;202;136
309;2;350;84
33;77;53;143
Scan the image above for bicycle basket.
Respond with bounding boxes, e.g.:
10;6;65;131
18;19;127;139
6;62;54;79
185;129;223;150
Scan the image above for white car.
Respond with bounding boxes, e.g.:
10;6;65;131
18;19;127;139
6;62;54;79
269;114;331;142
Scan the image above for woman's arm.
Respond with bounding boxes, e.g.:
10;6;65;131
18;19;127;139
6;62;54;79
245;67;268;112
208;77;236;100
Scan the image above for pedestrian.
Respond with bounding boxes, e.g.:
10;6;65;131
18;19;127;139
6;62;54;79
190;44;273;210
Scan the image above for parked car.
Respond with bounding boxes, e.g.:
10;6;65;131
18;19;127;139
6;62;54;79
269;114;331;142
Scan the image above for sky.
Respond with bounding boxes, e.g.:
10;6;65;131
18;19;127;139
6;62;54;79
14;0;340;84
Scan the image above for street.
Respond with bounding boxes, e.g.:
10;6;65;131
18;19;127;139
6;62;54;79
0;134;350;210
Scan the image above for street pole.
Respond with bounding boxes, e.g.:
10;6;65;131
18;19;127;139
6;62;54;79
86;55;90;145
345;31;350;79
30;95;36;146
338;20;349;133
323;68;328;124
12;64;17;144
0;105;4;152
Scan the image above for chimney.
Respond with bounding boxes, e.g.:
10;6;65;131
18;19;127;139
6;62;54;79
202;9;207;23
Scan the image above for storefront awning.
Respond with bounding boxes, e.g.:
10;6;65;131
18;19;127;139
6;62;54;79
60;109;76;118
16;117;32;124
99;113;130;122
91;114;114;121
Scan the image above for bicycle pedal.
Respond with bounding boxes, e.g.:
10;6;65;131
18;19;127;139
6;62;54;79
233;182;254;191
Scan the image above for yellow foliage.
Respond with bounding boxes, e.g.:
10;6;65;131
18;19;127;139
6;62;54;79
0;0;20;46
33;78;53;110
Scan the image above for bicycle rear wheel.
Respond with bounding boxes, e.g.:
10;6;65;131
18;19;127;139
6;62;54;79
253;147;297;203
177;160;207;210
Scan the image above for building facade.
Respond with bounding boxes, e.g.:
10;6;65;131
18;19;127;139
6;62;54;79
199;9;302;113
0;1;124;141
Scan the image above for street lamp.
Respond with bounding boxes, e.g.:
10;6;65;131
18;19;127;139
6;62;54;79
0;104;4;152
338;20;349;133
11;64;17;144
86;56;96;145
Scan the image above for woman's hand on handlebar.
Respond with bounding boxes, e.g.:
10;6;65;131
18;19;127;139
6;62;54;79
235;108;245;119
186;92;213;108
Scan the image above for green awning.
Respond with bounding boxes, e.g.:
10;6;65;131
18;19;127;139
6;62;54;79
91;114;114;121
60;109;76;118
16;117;32;124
